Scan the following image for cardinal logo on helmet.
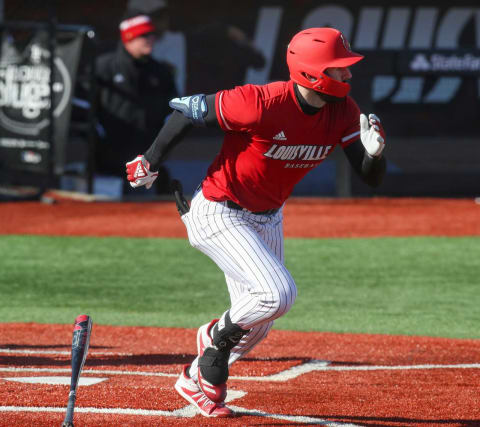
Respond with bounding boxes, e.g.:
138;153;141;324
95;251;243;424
340;33;352;52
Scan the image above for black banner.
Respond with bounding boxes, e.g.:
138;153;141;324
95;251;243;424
0;27;83;175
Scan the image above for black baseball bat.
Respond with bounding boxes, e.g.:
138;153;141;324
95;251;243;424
61;314;93;427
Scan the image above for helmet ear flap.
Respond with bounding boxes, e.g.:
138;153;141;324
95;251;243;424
301;72;318;84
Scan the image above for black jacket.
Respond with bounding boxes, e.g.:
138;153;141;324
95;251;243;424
95;43;177;177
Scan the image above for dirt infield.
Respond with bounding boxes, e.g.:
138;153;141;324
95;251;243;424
1;197;479;237
1;323;480;426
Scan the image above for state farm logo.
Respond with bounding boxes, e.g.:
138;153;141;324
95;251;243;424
410;52;480;73
0;42;71;136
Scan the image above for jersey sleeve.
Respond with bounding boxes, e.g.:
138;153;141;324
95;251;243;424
215;84;261;132
339;96;361;148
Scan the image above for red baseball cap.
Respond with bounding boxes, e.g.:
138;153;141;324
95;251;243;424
119;15;155;43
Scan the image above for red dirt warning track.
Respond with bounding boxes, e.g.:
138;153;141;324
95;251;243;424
0;197;479;237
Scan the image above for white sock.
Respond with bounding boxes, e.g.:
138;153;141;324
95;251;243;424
189;358;199;381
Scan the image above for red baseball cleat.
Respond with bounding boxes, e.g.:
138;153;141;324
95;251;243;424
174;365;233;418
196;319;228;403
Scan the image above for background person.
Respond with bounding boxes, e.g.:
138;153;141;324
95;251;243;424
127;0;187;95
95;10;177;195
185;20;265;94
126;27;386;417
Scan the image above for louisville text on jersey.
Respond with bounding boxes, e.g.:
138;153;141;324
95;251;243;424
264;143;333;164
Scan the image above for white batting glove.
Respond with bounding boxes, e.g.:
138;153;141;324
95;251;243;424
125;155;158;189
360;113;386;157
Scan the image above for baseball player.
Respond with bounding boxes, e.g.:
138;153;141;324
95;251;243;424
126;27;386;417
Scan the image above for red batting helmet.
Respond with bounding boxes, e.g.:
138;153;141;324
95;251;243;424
286;28;364;98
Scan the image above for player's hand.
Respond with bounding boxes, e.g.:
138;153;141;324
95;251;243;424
360;113;385;157
125;155;158;189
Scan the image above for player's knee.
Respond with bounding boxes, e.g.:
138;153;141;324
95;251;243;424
263;277;297;321
275;279;297;316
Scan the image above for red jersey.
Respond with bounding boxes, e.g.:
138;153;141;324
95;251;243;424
202;80;360;211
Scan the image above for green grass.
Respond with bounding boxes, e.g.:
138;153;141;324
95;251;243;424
0;235;479;338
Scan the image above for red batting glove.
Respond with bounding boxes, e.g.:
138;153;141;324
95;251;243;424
125;155;158;189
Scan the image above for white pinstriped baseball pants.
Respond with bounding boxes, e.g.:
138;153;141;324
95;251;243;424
181;188;297;378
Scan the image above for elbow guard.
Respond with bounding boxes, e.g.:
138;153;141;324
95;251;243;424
169;94;208;127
